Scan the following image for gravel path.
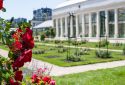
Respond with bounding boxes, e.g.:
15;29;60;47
0;49;125;76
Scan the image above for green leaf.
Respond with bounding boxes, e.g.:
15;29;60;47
8;51;14;59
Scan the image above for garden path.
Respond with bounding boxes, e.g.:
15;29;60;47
0;49;125;76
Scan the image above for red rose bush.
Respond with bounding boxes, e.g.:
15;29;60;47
7;27;34;84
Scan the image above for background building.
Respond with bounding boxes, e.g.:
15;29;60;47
53;0;125;42
31;7;52;27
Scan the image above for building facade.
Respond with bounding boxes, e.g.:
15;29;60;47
32;7;52;27
53;0;125;42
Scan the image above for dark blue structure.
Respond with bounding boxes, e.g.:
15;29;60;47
33;7;52;21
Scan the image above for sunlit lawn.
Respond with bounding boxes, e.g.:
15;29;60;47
54;66;125;85
33;45;125;67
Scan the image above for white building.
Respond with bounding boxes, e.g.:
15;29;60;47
53;0;125;42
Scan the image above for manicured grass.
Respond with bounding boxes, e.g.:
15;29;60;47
33;45;125;67
36;40;124;50
54;66;125;85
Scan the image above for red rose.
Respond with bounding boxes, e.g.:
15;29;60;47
22;27;34;49
42;76;51;84
22;49;32;62
0;0;3;10
31;74;40;83
14;71;23;81
9;78;19;85
12;41;22;51
12;49;32;70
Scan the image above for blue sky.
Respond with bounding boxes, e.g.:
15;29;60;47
0;0;65;20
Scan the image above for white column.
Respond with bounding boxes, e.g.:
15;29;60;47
82;14;85;37
115;8;118;38
65;16;68;37
89;13;92;37
96;11;100;38
70;16;73;37
76;15;79;37
60;18;63;37
56;19;59;38
105;10;109;37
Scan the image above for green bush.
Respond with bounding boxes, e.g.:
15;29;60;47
58;48;67;53
40;34;45;41
96;39;109;47
67;55;81;62
33;50;45;54
95;50;112;58
54;40;60;44
113;42;123;47
81;40;88;44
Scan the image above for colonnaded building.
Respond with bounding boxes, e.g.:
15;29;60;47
52;0;125;42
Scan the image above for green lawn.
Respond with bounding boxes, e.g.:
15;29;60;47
33;45;125;67
54;66;125;85
36;40;124;50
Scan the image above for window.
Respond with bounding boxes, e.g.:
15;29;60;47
58;19;61;37
62;18;65;37
108;10;115;38
84;14;89;37
118;8;125;38
53;19;56;28
91;13;97;37
78;15;82;36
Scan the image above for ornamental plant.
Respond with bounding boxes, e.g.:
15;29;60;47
30;67;55;85
0;18;34;84
0;2;29;84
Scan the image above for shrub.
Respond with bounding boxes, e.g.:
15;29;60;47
81;40;88;44
95;50;112;58
40;34;45;41
96;39;109;47
57;45;64;48
54;40;60;44
72;41;79;45
113;42;123;47
58;48;67;53
67;55;81;62
33;50;45;54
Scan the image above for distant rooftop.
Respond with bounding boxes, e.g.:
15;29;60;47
55;0;87;9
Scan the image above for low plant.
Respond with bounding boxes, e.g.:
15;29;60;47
113;42;123;47
23;67;55;85
58;48;67;53
40;34;45;41
96;39;109;47
81;40;88;44
67;55;81;62
54;40;60;44
95;50;112;58
56;45;64;48
33;50;45;54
